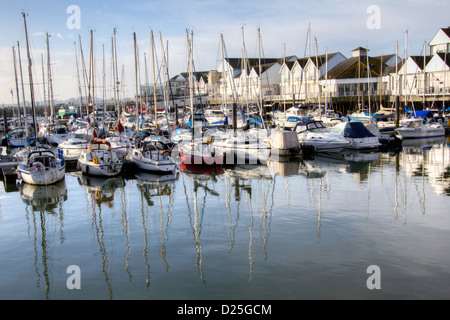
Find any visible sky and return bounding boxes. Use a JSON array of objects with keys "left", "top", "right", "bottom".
[{"left": 1, "top": 0, "right": 450, "bottom": 106}]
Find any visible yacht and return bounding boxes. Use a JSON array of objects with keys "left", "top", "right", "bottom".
[
  {"left": 396, "top": 118, "right": 445, "bottom": 139},
  {"left": 16, "top": 147, "right": 66, "bottom": 185},
  {"left": 127, "top": 139, "right": 176, "bottom": 174},
  {"left": 331, "top": 121, "right": 381, "bottom": 150},
  {"left": 294, "top": 120, "right": 350, "bottom": 152},
  {"left": 78, "top": 138, "right": 123, "bottom": 177}
]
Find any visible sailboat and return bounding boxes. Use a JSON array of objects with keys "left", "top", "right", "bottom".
[
  {"left": 78, "top": 30, "right": 123, "bottom": 177},
  {"left": 178, "top": 30, "right": 224, "bottom": 166},
  {"left": 15, "top": 12, "right": 65, "bottom": 185},
  {"left": 78, "top": 133, "right": 123, "bottom": 176},
  {"left": 127, "top": 31, "right": 176, "bottom": 173},
  {"left": 16, "top": 147, "right": 66, "bottom": 185}
]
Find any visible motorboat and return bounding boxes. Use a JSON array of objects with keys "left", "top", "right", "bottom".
[
  {"left": 331, "top": 121, "right": 381, "bottom": 150},
  {"left": 16, "top": 147, "right": 66, "bottom": 185},
  {"left": 396, "top": 118, "right": 445, "bottom": 139},
  {"left": 294, "top": 120, "right": 350, "bottom": 152},
  {"left": 274, "top": 106, "right": 308, "bottom": 129}
]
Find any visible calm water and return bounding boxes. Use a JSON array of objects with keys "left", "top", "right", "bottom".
[{"left": 1, "top": 136, "right": 449, "bottom": 300}]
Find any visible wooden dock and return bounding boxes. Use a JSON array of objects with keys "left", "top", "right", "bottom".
[{"left": 0, "top": 155, "right": 18, "bottom": 185}]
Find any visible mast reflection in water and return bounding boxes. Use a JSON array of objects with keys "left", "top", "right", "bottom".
[{"left": 0, "top": 137, "right": 449, "bottom": 299}]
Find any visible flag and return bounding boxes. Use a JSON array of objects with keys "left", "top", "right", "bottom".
[{"left": 10, "top": 89, "right": 13, "bottom": 97}]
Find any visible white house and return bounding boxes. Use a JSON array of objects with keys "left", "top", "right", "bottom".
[{"left": 429, "top": 27, "right": 450, "bottom": 55}]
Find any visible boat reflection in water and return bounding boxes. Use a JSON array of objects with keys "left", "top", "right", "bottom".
[
  {"left": 19, "top": 179, "right": 68, "bottom": 213},
  {"left": 136, "top": 171, "right": 178, "bottom": 282},
  {"left": 18, "top": 179, "right": 68, "bottom": 300},
  {"left": 77, "top": 174, "right": 125, "bottom": 208},
  {"left": 3, "top": 135, "right": 450, "bottom": 300},
  {"left": 77, "top": 174, "right": 126, "bottom": 299}
]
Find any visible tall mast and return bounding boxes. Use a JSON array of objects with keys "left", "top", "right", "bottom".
[
  {"left": 79, "top": 35, "right": 89, "bottom": 110},
  {"left": 22, "top": 12, "right": 38, "bottom": 139},
  {"left": 160, "top": 32, "right": 170, "bottom": 131},
  {"left": 188, "top": 30, "right": 194, "bottom": 115},
  {"left": 113, "top": 28, "right": 121, "bottom": 118},
  {"left": 257, "top": 27, "right": 265, "bottom": 128},
  {"left": 74, "top": 41, "right": 84, "bottom": 117},
  {"left": 220, "top": 33, "right": 226, "bottom": 111},
  {"left": 151, "top": 30, "right": 158, "bottom": 128},
  {"left": 395, "top": 41, "right": 399, "bottom": 126},
  {"left": 423, "top": 40, "right": 426, "bottom": 108},
  {"left": 404, "top": 30, "right": 408, "bottom": 111},
  {"left": 41, "top": 54, "right": 47, "bottom": 119},
  {"left": 46, "top": 32, "right": 54, "bottom": 121},
  {"left": 366, "top": 44, "right": 371, "bottom": 122},
  {"left": 133, "top": 32, "right": 139, "bottom": 136},
  {"left": 17, "top": 41, "right": 28, "bottom": 132},
  {"left": 102, "top": 44, "right": 106, "bottom": 120},
  {"left": 314, "top": 37, "right": 320, "bottom": 112},
  {"left": 241, "top": 25, "right": 249, "bottom": 113},
  {"left": 12, "top": 46, "right": 22, "bottom": 127},
  {"left": 325, "top": 47, "right": 328, "bottom": 114},
  {"left": 143, "top": 52, "right": 149, "bottom": 115},
  {"left": 91, "top": 30, "right": 95, "bottom": 128}
]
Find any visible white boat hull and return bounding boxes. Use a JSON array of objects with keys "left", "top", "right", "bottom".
[
  {"left": 396, "top": 125, "right": 445, "bottom": 139},
  {"left": 18, "top": 166, "right": 65, "bottom": 185},
  {"left": 78, "top": 145, "right": 123, "bottom": 177},
  {"left": 78, "top": 159, "right": 122, "bottom": 177},
  {"left": 346, "top": 136, "right": 381, "bottom": 150},
  {"left": 128, "top": 149, "right": 176, "bottom": 173}
]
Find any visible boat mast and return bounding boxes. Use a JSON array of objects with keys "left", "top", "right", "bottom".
[
  {"left": 41, "top": 54, "right": 47, "bottom": 119},
  {"left": 17, "top": 42, "right": 29, "bottom": 135},
  {"left": 220, "top": 33, "right": 226, "bottom": 113},
  {"left": 314, "top": 37, "right": 321, "bottom": 113},
  {"left": 113, "top": 28, "right": 121, "bottom": 120},
  {"left": 22, "top": 12, "right": 38, "bottom": 140},
  {"left": 12, "top": 46, "right": 22, "bottom": 127},
  {"left": 103, "top": 44, "right": 106, "bottom": 122},
  {"left": 151, "top": 30, "right": 158, "bottom": 128},
  {"left": 46, "top": 33, "right": 54, "bottom": 122},
  {"left": 395, "top": 41, "right": 400, "bottom": 126},
  {"left": 366, "top": 44, "right": 371, "bottom": 123},
  {"left": 241, "top": 25, "right": 249, "bottom": 114},
  {"left": 74, "top": 41, "right": 84, "bottom": 117},
  {"left": 423, "top": 40, "right": 426, "bottom": 108},
  {"left": 257, "top": 27, "right": 265, "bottom": 129},
  {"left": 134, "top": 32, "right": 140, "bottom": 137}
]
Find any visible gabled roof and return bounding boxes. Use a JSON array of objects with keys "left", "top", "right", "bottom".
[
  {"left": 251, "top": 61, "right": 280, "bottom": 75},
  {"left": 307, "top": 52, "right": 341, "bottom": 68},
  {"left": 442, "top": 27, "right": 450, "bottom": 38},
  {"left": 409, "top": 55, "right": 433, "bottom": 69},
  {"left": 436, "top": 52, "right": 450, "bottom": 66},
  {"left": 325, "top": 56, "right": 387, "bottom": 79},
  {"left": 224, "top": 57, "right": 279, "bottom": 71},
  {"left": 177, "top": 71, "right": 210, "bottom": 82}
]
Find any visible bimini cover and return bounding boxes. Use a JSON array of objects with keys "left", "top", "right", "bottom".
[{"left": 343, "top": 122, "right": 376, "bottom": 138}]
